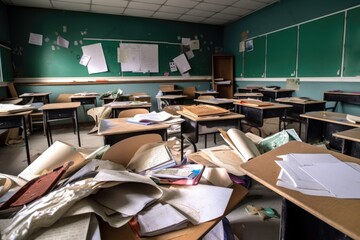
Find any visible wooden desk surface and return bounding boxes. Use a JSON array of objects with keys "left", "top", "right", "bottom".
[
  {"left": 104, "top": 101, "right": 151, "bottom": 109},
  {"left": 0, "top": 110, "right": 33, "bottom": 117},
  {"left": 234, "top": 93, "right": 263, "bottom": 97},
  {"left": 100, "top": 183, "right": 248, "bottom": 240},
  {"left": 333, "top": 128, "right": 360, "bottom": 143},
  {"left": 325, "top": 91, "right": 360, "bottom": 96},
  {"left": 161, "top": 89, "right": 183, "bottom": 93},
  {"left": 98, "top": 118, "right": 170, "bottom": 136},
  {"left": 157, "top": 95, "right": 187, "bottom": 99},
  {"left": 194, "top": 91, "right": 218, "bottom": 95},
  {"left": 259, "top": 89, "right": 295, "bottom": 93},
  {"left": 275, "top": 97, "right": 326, "bottom": 105},
  {"left": 40, "top": 102, "right": 81, "bottom": 110},
  {"left": 70, "top": 95, "right": 98, "bottom": 99},
  {"left": 234, "top": 101, "right": 292, "bottom": 110},
  {"left": 240, "top": 141, "right": 360, "bottom": 240},
  {"left": 300, "top": 111, "right": 360, "bottom": 128},
  {"left": 19, "top": 92, "right": 52, "bottom": 97},
  {"left": 177, "top": 111, "right": 244, "bottom": 122},
  {"left": 194, "top": 98, "right": 235, "bottom": 105}
]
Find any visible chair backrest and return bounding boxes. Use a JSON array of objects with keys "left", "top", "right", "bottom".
[
  {"left": 101, "top": 134, "right": 163, "bottom": 166},
  {"left": 198, "top": 95, "right": 215, "bottom": 100},
  {"left": 183, "top": 86, "right": 196, "bottom": 100},
  {"left": 118, "top": 108, "right": 149, "bottom": 118},
  {"left": 55, "top": 93, "right": 73, "bottom": 103}
]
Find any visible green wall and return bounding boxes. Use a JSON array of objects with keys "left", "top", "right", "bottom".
[
  {"left": 7, "top": 6, "right": 223, "bottom": 78},
  {"left": 0, "top": 1, "right": 13, "bottom": 86},
  {"left": 224, "top": 0, "right": 360, "bottom": 115}
]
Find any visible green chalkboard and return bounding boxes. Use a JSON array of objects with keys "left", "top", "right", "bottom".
[
  {"left": 244, "top": 36, "right": 266, "bottom": 78},
  {"left": 343, "top": 7, "right": 360, "bottom": 77},
  {"left": 8, "top": 7, "right": 222, "bottom": 78},
  {"left": 298, "top": 12, "right": 344, "bottom": 77},
  {"left": 266, "top": 27, "right": 297, "bottom": 77}
]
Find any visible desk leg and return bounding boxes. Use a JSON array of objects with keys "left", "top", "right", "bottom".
[
  {"left": 44, "top": 113, "right": 52, "bottom": 147},
  {"left": 22, "top": 115, "right": 31, "bottom": 165},
  {"left": 74, "top": 109, "right": 81, "bottom": 147}
]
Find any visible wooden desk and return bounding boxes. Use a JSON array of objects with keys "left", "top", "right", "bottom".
[
  {"left": 237, "top": 87, "right": 262, "bottom": 93},
  {"left": 275, "top": 98, "right": 326, "bottom": 138},
  {"left": 98, "top": 118, "right": 169, "bottom": 145},
  {"left": 177, "top": 111, "right": 244, "bottom": 157},
  {"left": 70, "top": 94, "right": 99, "bottom": 107},
  {"left": 233, "top": 92, "right": 263, "bottom": 100},
  {"left": 194, "top": 98, "right": 235, "bottom": 110},
  {"left": 240, "top": 141, "right": 360, "bottom": 240},
  {"left": 234, "top": 101, "right": 292, "bottom": 134},
  {"left": 19, "top": 92, "right": 51, "bottom": 104},
  {"left": 194, "top": 91, "right": 219, "bottom": 99},
  {"left": 157, "top": 95, "right": 187, "bottom": 106},
  {"left": 104, "top": 101, "right": 151, "bottom": 118},
  {"left": 102, "top": 95, "right": 132, "bottom": 105},
  {"left": 323, "top": 91, "right": 360, "bottom": 111},
  {"left": 333, "top": 128, "right": 360, "bottom": 158},
  {"left": 100, "top": 183, "right": 248, "bottom": 240},
  {"left": 40, "top": 102, "right": 81, "bottom": 147},
  {"left": 258, "top": 89, "right": 294, "bottom": 101},
  {"left": 300, "top": 111, "right": 360, "bottom": 151},
  {"left": 161, "top": 89, "right": 183, "bottom": 95},
  {"left": 0, "top": 111, "right": 32, "bottom": 165}
]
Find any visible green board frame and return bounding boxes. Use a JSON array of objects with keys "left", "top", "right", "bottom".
[
  {"left": 298, "top": 12, "right": 344, "bottom": 77},
  {"left": 266, "top": 26, "right": 298, "bottom": 78}
]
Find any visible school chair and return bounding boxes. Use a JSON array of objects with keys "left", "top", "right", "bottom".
[
  {"left": 118, "top": 108, "right": 149, "bottom": 118},
  {"left": 87, "top": 106, "right": 111, "bottom": 134},
  {"left": 198, "top": 95, "right": 215, "bottom": 100},
  {"left": 101, "top": 133, "right": 162, "bottom": 166},
  {"left": 129, "top": 92, "right": 151, "bottom": 102},
  {"left": 183, "top": 86, "right": 196, "bottom": 104}
]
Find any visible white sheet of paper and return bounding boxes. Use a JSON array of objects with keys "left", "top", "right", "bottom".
[
  {"left": 190, "top": 40, "right": 200, "bottom": 50},
  {"left": 185, "top": 50, "right": 194, "bottom": 59},
  {"left": 169, "top": 62, "right": 177, "bottom": 72},
  {"left": 82, "top": 43, "right": 108, "bottom": 74},
  {"left": 173, "top": 54, "right": 191, "bottom": 74},
  {"left": 140, "top": 44, "right": 159, "bottom": 73},
  {"left": 29, "top": 33, "right": 43, "bottom": 46},
  {"left": 57, "top": 36, "right": 69, "bottom": 48},
  {"left": 79, "top": 55, "right": 91, "bottom": 66},
  {"left": 181, "top": 38, "right": 191, "bottom": 46},
  {"left": 162, "top": 184, "right": 232, "bottom": 225},
  {"left": 119, "top": 43, "right": 141, "bottom": 72}
]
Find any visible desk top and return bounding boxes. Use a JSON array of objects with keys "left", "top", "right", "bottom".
[
  {"left": 233, "top": 93, "right": 263, "bottom": 97},
  {"left": 40, "top": 102, "right": 81, "bottom": 110},
  {"left": 178, "top": 111, "right": 244, "bottom": 122},
  {"left": 234, "top": 101, "right": 292, "bottom": 110},
  {"left": 157, "top": 95, "right": 187, "bottom": 99},
  {"left": 194, "top": 91, "right": 218, "bottom": 95},
  {"left": 100, "top": 183, "right": 248, "bottom": 240},
  {"left": 333, "top": 128, "right": 360, "bottom": 143},
  {"left": 300, "top": 111, "right": 360, "bottom": 128},
  {"left": 275, "top": 97, "right": 326, "bottom": 105},
  {"left": 161, "top": 89, "right": 183, "bottom": 93},
  {"left": 19, "top": 92, "right": 52, "bottom": 97},
  {"left": 70, "top": 94, "right": 99, "bottom": 99},
  {"left": 194, "top": 98, "right": 235, "bottom": 105},
  {"left": 0, "top": 110, "right": 33, "bottom": 117},
  {"left": 324, "top": 91, "right": 360, "bottom": 96},
  {"left": 258, "top": 88, "right": 295, "bottom": 93},
  {"left": 104, "top": 101, "right": 151, "bottom": 109},
  {"left": 98, "top": 118, "right": 169, "bottom": 136},
  {"left": 239, "top": 141, "right": 360, "bottom": 240}
]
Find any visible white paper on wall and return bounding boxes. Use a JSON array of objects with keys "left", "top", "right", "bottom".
[
  {"left": 81, "top": 43, "right": 108, "bottom": 74},
  {"left": 173, "top": 54, "right": 191, "bottom": 74}
]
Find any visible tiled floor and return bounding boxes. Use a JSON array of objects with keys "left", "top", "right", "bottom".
[{"left": 0, "top": 119, "right": 288, "bottom": 240}]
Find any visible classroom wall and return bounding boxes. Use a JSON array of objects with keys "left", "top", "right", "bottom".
[
  {"left": 0, "top": 1, "right": 13, "bottom": 86},
  {"left": 224, "top": 0, "right": 360, "bottom": 115}
]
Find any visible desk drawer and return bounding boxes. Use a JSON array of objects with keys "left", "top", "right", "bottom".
[
  {"left": 0, "top": 116, "right": 22, "bottom": 129},
  {"left": 72, "top": 98, "right": 94, "bottom": 105},
  {"left": 47, "top": 109, "right": 74, "bottom": 120},
  {"left": 198, "top": 119, "right": 240, "bottom": 134}
]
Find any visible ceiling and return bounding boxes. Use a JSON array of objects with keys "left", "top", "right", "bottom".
[{"left": 2, "top": 0, "right": 278, "bottom": 25}]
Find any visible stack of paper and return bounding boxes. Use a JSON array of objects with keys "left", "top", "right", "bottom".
[
  {"left": 276, "top": 153, "right": 360, "bottom": 198},
  {"left": 127, "top": 111, "right": 172, "bottom": 125},
  {"left": 0, "top": 104, "right": 35, "bottom": 114},
  {"left": 182, "top": 104, "right": 229, "bottom": 118}
]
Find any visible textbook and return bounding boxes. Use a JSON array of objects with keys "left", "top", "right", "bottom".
[
  {"left": 219, "top": 128, "right": 261, "bottom": 162},
  {"left": 127, "top": 111, "right": 173, "bottom": 125},
  {"left": 235, "top": 99, "right": 274, "bottom": 107},
  {"left": 146, "top": 164, "right": 205, "bottom": 185},
  {"left": 127, "top": 143, "right": 177, "bottom": 173},
  {"left": 181, "top": 104, "right": 229, "bottom": 118}
]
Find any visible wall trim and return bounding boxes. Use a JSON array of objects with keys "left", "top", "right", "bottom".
[
  {"left": 14, "top": 75, "right": 212, "bottom": 85},
  {"left": 236, "top": 77, "right": 360, "bottom": 82}
]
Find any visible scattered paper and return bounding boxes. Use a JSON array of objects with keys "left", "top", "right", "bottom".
[
  {"left": 173, "top": 54, "right": 191, "bottom": 74},
  {"left": 81, "top": 43, "right": 108, "bottom": 74},
  {"left": 29, "top": 33, "right": 43, "bottom": 46},
  {"left": 169, "top": 62, "right": 177, "bottom": 72},
  {"left": 239, "top": 41, "right": 245, "bottom": 52},
  {"left": 57, "top": 36, "right": 69, "bottom": 48},
  {"left": 185, "top": 50, "right": 194, "bottom": 59},
  {"left": 79, "top": 55, "right": 91, "bottom": 66},
  {"left": 190, "top": 40, "right": 200, "bottom": 50},
  {"left": 181, "top": 37, "right": 191, "bottom": 46}
]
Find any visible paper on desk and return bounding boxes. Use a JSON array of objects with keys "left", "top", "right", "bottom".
[{"left": 161, "top": 184, "right": 233, "bottom": 225}]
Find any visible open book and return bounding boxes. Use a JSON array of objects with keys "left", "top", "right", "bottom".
[
  {"left": 181, "top": 105, "right": 229, "bottom": 118},
  {"left": 127, "top": 143, "right": 177, "bottom": 173},
  {"left": 127, "top": 111, "right": 173, "bottom": 125},
  {"left": 219, "top": 128, "right": 261, "bottom": 162},
  {"left": 0, "top": 104, "right": 36, "bottom": 114},
  {"left": 235, "top": 99, "right": 274, "bottom": 107}
]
